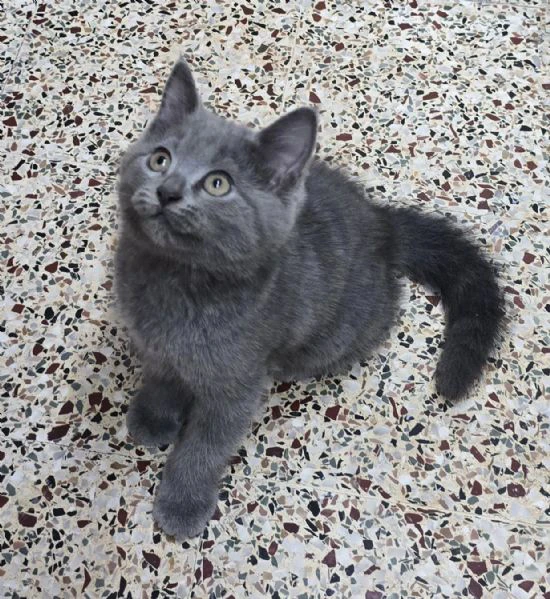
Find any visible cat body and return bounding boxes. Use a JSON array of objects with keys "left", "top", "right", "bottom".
[
  {"left": 116, "top": 61, "right": 503, "bottom": 539},
  {"left": 117, "top": 161, "right": 398, "bottom": 387}
]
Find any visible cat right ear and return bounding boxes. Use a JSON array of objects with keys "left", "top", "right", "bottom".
[
  {"left": 153, "top": 59, "right": 199, "bottom": 127},
  {"left": 257, "top": 107, "right": 318, "bottom": 188}
]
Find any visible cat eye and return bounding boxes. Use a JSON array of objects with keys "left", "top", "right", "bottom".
[
  {"left": 148, "top": 148, "right": 172, "bottom": 173},
  {"left": 202, "top": 171, "right": 232, "bottom": 197}
]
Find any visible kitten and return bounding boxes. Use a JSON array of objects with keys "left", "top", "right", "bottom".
[{"left": 115, "top": 60, "right": 503, "bottom": 540}]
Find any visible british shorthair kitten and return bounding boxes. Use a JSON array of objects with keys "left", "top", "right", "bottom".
[{"left": 115, "top": 60, "right": 503, "bottom": 539}]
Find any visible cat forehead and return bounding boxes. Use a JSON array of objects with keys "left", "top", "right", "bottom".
[
  {"left": 144, "top": 109, "right": 253, "bottom": 157},
  {"left": 146, "top": 109, "right": 249, "bottom": 144}
]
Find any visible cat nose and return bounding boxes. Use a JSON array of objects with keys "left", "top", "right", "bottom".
[{"left": 157, "top": 178, "right": 183, "bottom": 207}]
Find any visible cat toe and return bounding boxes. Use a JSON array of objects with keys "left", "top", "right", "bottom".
[{"left": 153, "top": 494, "right": 215, "bottom": 540}]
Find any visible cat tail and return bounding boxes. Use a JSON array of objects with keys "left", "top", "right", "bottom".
[{"left": 390, "top": 207, "right": 504, "bottom": 400}]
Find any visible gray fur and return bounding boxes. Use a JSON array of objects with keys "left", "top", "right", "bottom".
[{"left": 115, "top": 60, "right": 503, "bottom": 539}]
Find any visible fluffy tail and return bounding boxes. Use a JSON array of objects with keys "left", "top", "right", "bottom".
[{"left": 390, "top": 207, "right": 504, "bottom": 400}]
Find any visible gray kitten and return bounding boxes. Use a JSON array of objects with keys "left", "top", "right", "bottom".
[{"left": 115, "top": 60, "right": 503, "bottom": 540}]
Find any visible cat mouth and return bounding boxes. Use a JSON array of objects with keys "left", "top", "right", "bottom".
[{"left": 151, "top": 212, "right": 201, "bottom": 242}]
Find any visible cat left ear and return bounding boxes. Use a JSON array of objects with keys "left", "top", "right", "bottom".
[
  {"left": 155, "top": 59, "right": 199, "bottom": 125},
  {"left": 257, "top": 107, "right": 318, "bottom": 186}
]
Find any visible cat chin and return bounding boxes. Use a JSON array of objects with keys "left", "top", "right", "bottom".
[{"left": 142, "top": 214, "right": 200, "bottom": 245}]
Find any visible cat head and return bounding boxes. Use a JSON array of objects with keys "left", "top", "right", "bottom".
[{"left": 118, "top": 59, "right": 317, "bottom": 272}]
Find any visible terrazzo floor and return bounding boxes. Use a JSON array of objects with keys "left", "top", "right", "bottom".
[{"left": 1, "top": 1, "right": 548, "bottom": 598}]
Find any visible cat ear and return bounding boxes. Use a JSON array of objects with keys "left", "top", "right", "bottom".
[
  {"left": 155, "top": 59, "right": 199, "bottom": 125},
  {"left": 257, "top": 107, "right": 318, "bottom": 186}
]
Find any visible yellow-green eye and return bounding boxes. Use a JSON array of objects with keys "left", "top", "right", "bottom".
[
  {"left": 203, "top": 171, "right": 232, "bottom": 197},
  {"left": 148, "top": 148, "right": 171, "bottom": 172}
]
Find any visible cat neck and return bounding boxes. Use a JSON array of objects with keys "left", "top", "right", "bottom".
[{"left": 119, "top": 227, "right": 278, "bottom": 288}]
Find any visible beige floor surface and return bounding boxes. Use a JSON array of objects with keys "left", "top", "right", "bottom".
[{"left": 1, "top": 1, "right": 548, "bottom": 598}]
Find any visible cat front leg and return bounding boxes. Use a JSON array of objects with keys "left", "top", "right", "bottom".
[{"left": 152, "top": 373, "right": 266, "bottom": 540}]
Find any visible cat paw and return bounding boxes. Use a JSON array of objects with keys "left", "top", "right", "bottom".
[
  {"left": 152, "top": 493, "right": 216, "bottom": 540},
  {"left": 126, "top": 400, "right": 182, "bottom": 447}
]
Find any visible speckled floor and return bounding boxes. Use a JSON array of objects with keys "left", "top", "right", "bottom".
[{"left": 1, "top": 1, "right": 548, "bottom": 597}]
